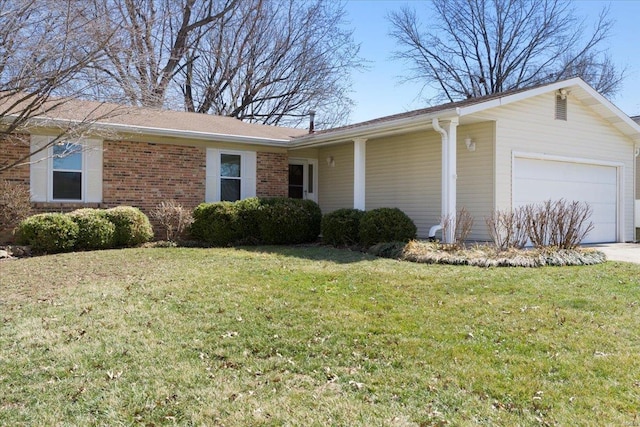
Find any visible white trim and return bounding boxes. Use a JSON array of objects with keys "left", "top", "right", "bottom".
[
  {"left": 511, "top": 151, "right": 624, "bottom": 243},
  {"left": 353, "top": 138, "right": 367, "bottom": 210},
  {"left": 205, "top": 148, "right": 257, "bottom": 202}
]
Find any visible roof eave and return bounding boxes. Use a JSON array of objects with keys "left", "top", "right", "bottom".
[
  {"left": 290, "top": 107, "right": 459, "bottom": 148},
  {"left": 8, "top": 115, "right": 294, "bottom": 146}
]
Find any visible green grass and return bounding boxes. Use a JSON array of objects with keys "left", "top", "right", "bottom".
[{"left": 1, "top": 246, "right": 639, "bottom": 426}]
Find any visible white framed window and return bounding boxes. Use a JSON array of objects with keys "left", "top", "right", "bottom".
[
  {"left": 51, "top": 142, "right": 83, "bottom": 201},
  {"left": 220, "top": 153, "right": 242, "bottom": 201},
  {"left": 30, "top": 135, "right": 103, "bottom": 203},
  {"left": 206, "top": 148, "right": 256, "bottom": 202}
]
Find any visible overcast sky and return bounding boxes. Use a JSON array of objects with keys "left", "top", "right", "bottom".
[{"left": 344, "top": 0, "right": 640, "bottom": 124}]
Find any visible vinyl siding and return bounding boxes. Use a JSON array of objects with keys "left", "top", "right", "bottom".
[
  {"left": 489, "top": 92, "right": 635, "bottom": 241},
  {"left": 456, "top": 122, "right": 495, "bottom": 240},
  {"left": 318, "top": 143, "right": 354, "bottom": 213},
  {"left": 365, "top": 131, "right": 441, "bottom": 238}
]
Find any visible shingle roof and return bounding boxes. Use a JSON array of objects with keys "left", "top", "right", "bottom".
[{"left": 1, "top": 95, "right": 307, "bottom": 141}]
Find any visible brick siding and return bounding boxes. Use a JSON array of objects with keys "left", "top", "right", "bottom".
[
  {"left": 102, "top": 140, "right": 207, "bottom": 212},
  {"left": 256, "top": 151, "right": 289, "bottom": 198},
  {"left": 0, "top": 135, "right": 30, "bottom": 188}
]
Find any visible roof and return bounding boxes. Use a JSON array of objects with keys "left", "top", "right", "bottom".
[
  {"left": 291, "top": 77, "right": 640, "bottom": 147},
  {"left": 1, "top": 95, "right": 307, "bottom": 145}
]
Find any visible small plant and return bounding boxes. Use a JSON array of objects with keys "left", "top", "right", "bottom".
[
  {"left": 359, "top": 207, "right": 417, "bottom": 247},
  {"left": 321, "top": 208, "right": 364, "bottom": 246},
  {"left": 0, "top": 179, "right": 31, "bottom": 239},
  {"left": 524, "top": 199, "right": 594, "bottom": 249},
  {"left": 17, "top": 213, "right": 79, "bottom": 253},
  {"left": 103, "top": 206, "right": 154, "bottom": 247},
  {"left": 441, "top": 207, "right": 474, "bottom": 248},
  {"left": 68, "top": 209, "right": 116, "bottom": 250},
  {"left": 150, "top": 200, "right": 193, "bottom": 242},
  {"left": 486, "top": 208, "right": 529, "bottom": 251}
]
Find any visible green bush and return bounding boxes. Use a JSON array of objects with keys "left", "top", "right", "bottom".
[
  {"left": 321, "top": 208, "right": 364, "bottom": 246},
  {"left": 359, "top": 207, "right": 417, "bottom": 247},
  {"left": 257, "top": 197, "right": 321, "bottom": 245},
  {"left": 17, "top": 213, "right": 79, "bottom": 253},
  {"left": 103, "top": 206, "right": 154, "bottom": 247},
  {"left": 68, "top": 209, "right": 116, "bottom": 250},
  {"left": 190, "top": 202, "right": 243, "bottom": 246},
  {"left": 190, "top": 198, "right": 321, "bottom": 246}
]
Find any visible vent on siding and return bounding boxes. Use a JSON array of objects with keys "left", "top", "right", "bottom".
[{"left": 555, "top": 92, "right": 567, "bottom": 120}]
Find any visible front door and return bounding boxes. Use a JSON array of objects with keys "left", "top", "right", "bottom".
[{"left": 288, "top": 158, "right": 317, "bottom": 202}]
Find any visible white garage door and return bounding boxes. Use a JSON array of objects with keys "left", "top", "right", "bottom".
[{"left": 513, "top": 157, "right": 618, "bottom": 243}]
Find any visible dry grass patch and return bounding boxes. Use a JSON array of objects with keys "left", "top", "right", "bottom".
[{"left": 370, "top": 240, "right": 606, "bottom": 267}]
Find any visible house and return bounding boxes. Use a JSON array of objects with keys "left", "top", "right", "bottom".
[
  {"left": 633, "top": 115, "right": 640, "bottom": 240},
  {"left": 1, "top": 77, "right": 639, "bottom": 243}
]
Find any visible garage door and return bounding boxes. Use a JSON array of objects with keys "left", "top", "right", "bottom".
[{"left": 513, "top": 157, "right": 617, "bottom": 243}]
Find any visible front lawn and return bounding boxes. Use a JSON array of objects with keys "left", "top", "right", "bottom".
[{"left": 1, "top": 246, "right": 639, "bottom": 425}]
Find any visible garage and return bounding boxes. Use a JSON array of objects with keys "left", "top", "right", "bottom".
[{"left": 513, "top": 156, "right": 618, "bottom": 243}]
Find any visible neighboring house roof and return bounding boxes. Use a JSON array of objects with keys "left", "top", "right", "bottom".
[
  {"left": 632, "top": 115, "right": 640, "bottom": 125},
  {"left": 1, "top": 95, "right": 307, "bottom": 145},
  {"left": 291, "top": 77, "right": 640, "bottom": 147}
]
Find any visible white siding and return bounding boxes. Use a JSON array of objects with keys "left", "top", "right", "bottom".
[
  {"left": 366, "top": 131, "right": 441, "bottom": 238},
  {"left": 489, "top": 92, "right": 635, "bottom": 242},
  {"left": 456, "top": 122, "right": 495, "bottom": 240},
  {"left": 318, "top": 143, "right": 354, "bottom": 213}
]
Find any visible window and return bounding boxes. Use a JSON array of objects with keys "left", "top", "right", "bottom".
[
  {"left": 220, "top": 153, "right": 242, "bottom": 201},
  {"left": 52, "top": 142, "right": 83, "bottom": 200}
]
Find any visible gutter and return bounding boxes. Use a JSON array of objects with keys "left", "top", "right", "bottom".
[
  {"left": 3, "top": 116, "right": 295, "bottom": 147},
  {"left": 289, "top": 107, "right": 459, "bottom": 148}
]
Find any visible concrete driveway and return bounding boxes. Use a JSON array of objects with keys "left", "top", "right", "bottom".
[{"left": 586, "top": 243, "right": 640, "bottom": 264}]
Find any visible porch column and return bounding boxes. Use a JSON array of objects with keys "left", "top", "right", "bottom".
[
  {"left": 432, "top": 118, "right": 459, "bottom": 243},
  {"left": 353, "top": 138, "right": 367, "bottom": 210}
]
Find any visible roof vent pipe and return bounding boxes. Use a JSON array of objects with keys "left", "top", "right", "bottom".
[{"left": 308, "top": 110, "right": 316, "bottom": 134}]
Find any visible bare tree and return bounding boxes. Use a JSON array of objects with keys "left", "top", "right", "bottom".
[
  {"left": 77, "top": 0, "right": 238, "bottom": 108},
  {"left": 0, "top": 0, "right": 120, "bottom": 174},
  {"left": 388, "top": 0, "right": 623, "bottom": 102},
  {"left": 180, "top": 0, "right": 360, "bottom": 127}
]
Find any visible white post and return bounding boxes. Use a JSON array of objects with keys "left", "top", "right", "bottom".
[
  {"left": 353, "top": 138, "right": 367, "bottom": 210},
  {"left": 432, "top": 118, "right": 458, "bottom": 243}
]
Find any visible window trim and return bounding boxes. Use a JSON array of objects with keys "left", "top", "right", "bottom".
[{"left": 205, "top": 148, "right": 257, "bottom": 203}]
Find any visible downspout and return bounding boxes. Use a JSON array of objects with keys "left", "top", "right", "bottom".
[{"left": 431, "top": 117, "right": 458, "bottom": 243}]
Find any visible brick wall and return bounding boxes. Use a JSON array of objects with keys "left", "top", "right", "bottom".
[
  {"left": 103, "top": 140, "right": 207, "bottom": 214},
  {"left": 0, "top": 135, "right": 30, "bottom": 187},
  {"left": 256, "top": 151, "right": 288, "bottom": 198}
]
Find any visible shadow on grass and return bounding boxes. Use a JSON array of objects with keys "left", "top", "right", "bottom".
[{"left": 233, "top": 244, "right": 377, "bottom": 264}]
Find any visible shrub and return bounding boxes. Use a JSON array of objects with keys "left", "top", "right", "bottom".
[
  {"left": 0, "top": 179, "right": 31, "bottom": 239},
  {"left": 190, "top": 202, "right": 242, "bottom": 246},
  {"left": 68, "top": 209, "right": 116, "bottom": 250},
  {"left": 103, "top": 206, "right": 154, "bottom": 247},
  {"left": 441, "top": 207, "right": 475, "bottom": 247},
  {"left": 257, "top": 198, "right": 321, "bottom": 245},
  {"left": 321, "top": 208, "right": 364, "bottom": 246},
  {"left": 485, "top": 208, "right": 528, "bottom": 251},
  {"left": 359, "top": 207, "right": 417, "bottom": 247},
  {"left": 524, "top": 199, "right": 594, "bottom": 249},
  {"left": 150, "top": 200, "right": 194, "bottom": 241},
  {"left": 234, "top": 197, "right": 262, "bottom": 244},
  {"left": 17, "top": 213, "right": 79, "bottom": 253}
]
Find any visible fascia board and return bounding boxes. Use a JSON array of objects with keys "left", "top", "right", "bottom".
[
  {"left": 6, "top": 116, "right": 292, "bottom": 146},
  {"left": 290, "top": 108, "right": 459, "bottom": 148}
]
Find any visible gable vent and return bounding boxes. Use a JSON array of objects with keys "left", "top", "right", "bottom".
[{"left": 555, "top": 91, "right": 567, "bottom": 121}]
